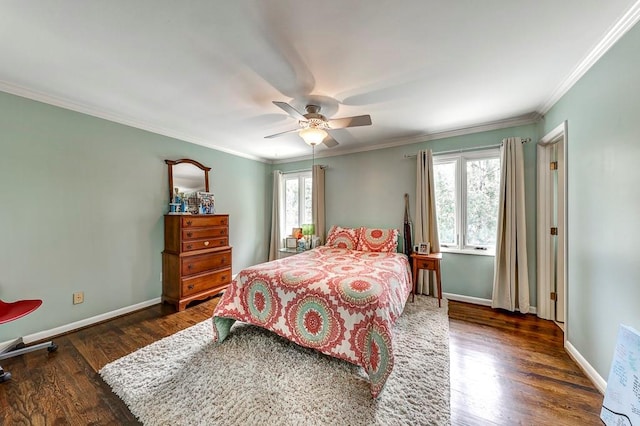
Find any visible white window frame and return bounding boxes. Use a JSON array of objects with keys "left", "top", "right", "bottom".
[
  {"left": 279, "top": 170, "right": 312, "bottom": 245},
  {"left": 433, "top": 148, "right": 500, "bottom": 256}
]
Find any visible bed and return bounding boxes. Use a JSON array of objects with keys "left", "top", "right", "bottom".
[{"left": 211, "top": 226, "right": 412, "bottom": 398}]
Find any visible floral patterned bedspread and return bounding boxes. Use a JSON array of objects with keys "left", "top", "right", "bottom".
[{"left": 211, "top": 246, "right": 412, "bottom": 398}]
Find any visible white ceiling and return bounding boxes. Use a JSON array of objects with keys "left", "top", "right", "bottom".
[{"left": 1, "top": 1, "right": 638, "bottom": 162}]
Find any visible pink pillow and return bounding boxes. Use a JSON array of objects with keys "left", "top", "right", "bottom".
[
  {"left": 356, "top": 228, "right": 399, "bottom": 253},
  {"left": 325, "top": 226, "right": 361, "bottom": 249}
]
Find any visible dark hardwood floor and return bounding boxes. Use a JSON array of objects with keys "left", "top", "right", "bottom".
[
  {"left": 0, "top": 298, "right": 604, "bottom": 425},
  {"left": 448, "top": 301, "right": 603, "bottom": 425}
]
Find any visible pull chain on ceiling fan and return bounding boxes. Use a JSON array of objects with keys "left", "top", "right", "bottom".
[{"left": 265, "top": 101, "right": 372, "bottom": 148}]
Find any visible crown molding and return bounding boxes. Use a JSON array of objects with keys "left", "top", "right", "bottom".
[
  {"left": 408, "top": 113, "right": 541, "bottom": 144},
  {"left": 0, "top": 80, "right": 269, "bottom": 163},
  {"left": 272, "top": 112, "right": 541, "bottom": 164},
  {"left": 539, "top": 0, "right": 640, "bottom": 114}
]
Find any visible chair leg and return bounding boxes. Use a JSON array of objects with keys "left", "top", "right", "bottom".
[
  {"left": 0, "top": 365, "right": 11, "bottom": 383},
  {"left": 0, "top": 340, "right": 56, "bottom": 383},
  {"left": 0, "top": 340, "right": 58, "bottom": 361}
]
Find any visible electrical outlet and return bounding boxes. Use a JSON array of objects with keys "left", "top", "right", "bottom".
[{"left": 73, "top": 292, "right": 84, "bottom": 305}]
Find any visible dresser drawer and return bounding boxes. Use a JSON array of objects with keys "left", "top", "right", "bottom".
[
  {"left": 181, "top": 268, "right": 231, "bottom": 296},
  {"left": 415, "top": 258, "right": 437, "bottom": 270},
  {"left": 182, "top": 216, "right": 228, "bottom": 228},
  {"left": 182, "top": 227, "right": 228, "bottom": 240},
  {"left": 182, "top": 251, "right": 231, "bottom": 276},
  {"left": 182, "top": 237, "right": 228, "bottom": 252}
]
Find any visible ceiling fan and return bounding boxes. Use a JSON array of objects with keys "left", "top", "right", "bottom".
[{"left": 264, "top": 101, "right": 372, "bottom": 147}]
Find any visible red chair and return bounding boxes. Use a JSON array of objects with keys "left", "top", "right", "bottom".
[{"left": 0, "top": 299, "right": 57, "bottom": 382}]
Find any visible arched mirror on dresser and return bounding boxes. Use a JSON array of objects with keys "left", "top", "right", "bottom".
[
  {"left": 165, "top": 158, "right": 210, "bottom": 205},
  {"left": 162, "top": 158, "right": 232, "bottom": 311}
]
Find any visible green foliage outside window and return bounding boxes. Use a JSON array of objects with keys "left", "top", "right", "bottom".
[{"left": 434, "top": 150, "right": 500, "bottom": 250}]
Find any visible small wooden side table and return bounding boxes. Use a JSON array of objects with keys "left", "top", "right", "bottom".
[
  {"left": 410, "top": 252, "right": 443, "bottom": 307},
  {"left": 277, "top": 248, "right": 301, "bottom": 259}
]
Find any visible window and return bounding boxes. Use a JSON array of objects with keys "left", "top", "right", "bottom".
[
  {"left": 280, "top": 171, "right": 312, "bottom": 241},
  {"left": 433, "top": 148, "right": 501, "bottom": 254}
]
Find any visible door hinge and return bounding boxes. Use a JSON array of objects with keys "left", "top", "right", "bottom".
[
  {"left": 550, "top": 227, "right": 558, "bottom": 235},
  {"left": 550, "top": 292, "right": 557, "bottom": 301},
  {"left": 550, "top": 161, "right": 558, "bottom": 170}
]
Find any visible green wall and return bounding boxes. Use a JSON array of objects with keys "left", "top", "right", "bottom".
[
  {"left": 541, "top": 21, "right": 640, "bottom": 379},
  {"left": 275, "top": 123, "right": 538, "bottom": 303},
  {"left": 0, "top": 91, "right": 270, "bottom": 341}
]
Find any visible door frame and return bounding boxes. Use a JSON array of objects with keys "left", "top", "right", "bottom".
[{"left": 536, "top": 121, "right": 568, "bottom": 337}]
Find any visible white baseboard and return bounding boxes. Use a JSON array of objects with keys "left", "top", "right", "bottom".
[
  {"left": 443, "top": 292, "right": 492, "bottom": 306},
  {"left": 1, "top": 297, "right": 161, "bottom": 349},
  {"left": 565, "top": 340, "right": 607, "bottom": 394},
  {"left": 443, "top": 292, "right": 537, "bottom": 314}
]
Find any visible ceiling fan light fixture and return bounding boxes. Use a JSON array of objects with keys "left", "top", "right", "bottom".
[
  {"left": 299, "top": 127, "right": 327, "bottom": 146},
  {"left": 267, "top": 100, "right": 371, "bottom": 148}
]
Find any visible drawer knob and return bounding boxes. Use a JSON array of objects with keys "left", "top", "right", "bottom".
[
  {"left": 186, "top": 220, "right": 192, "bottom": 226},
  {"left": 188, "top": 284, "right": 194, "bottom": 290},
  {"left": 221, "top": 275, "right": 227, "bottom": 281},
  {"left": 187, "top": 232, "right": 193, "bottom": 237},
  {"left": 186, "top": 244, "right": 192, "bottom": 249},
  {"left": 204, "top": 241, "right": 210, "bottom": 246},
  {"left": 187, "top": 264, "right": 193, "bottom": 270}
]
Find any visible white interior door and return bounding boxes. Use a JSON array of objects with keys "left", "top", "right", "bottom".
[
  {"left": 551, "top": 142, "right": 566, "bottom": 323},
  {"left": 556, "top": 139, "right": 566, "bottom": 323},
  {"left": 537, "top": 122, "right": 568, "bottom": 329}
]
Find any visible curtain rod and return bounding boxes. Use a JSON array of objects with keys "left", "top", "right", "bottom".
[
  {"left": 279, "top": 165, "right": 328, "bottom": 174},
  {"left": 403, "top": 137, "right": 531, "bottom": 159}
]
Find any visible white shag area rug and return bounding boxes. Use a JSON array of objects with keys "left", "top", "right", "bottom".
[{"left": 100, "top": 296, "right": 450, "bottom": 425}]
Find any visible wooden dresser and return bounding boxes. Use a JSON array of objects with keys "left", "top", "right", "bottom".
[{"left": 162, "top": 214, "right": 232, "bottom": 311}]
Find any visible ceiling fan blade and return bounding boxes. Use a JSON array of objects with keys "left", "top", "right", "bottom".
[
  {"left": 264, "top": 128, "right": 299, "bottom": 139},
  {"left": 272, "top": 101, "right": 306, "bottom": 120},
  {"left": 328, "top": 114, "right": 372, "bottom": 129},
  {"left": 322, "top": 134, "right": 339, "bottom": 148}
]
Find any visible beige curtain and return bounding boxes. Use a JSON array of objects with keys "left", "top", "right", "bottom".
[
  {"left": 312, "top": 165, "right": 326, "bottom": 243},
  {"left": 492, "top": 138, "right": 530, "bottom": 313},
  {"left": 268, "top": 170, "right": 283, "bottom": 261},
  {"left": 415, "top": 149, "right": 440, "bottom": 295}
]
